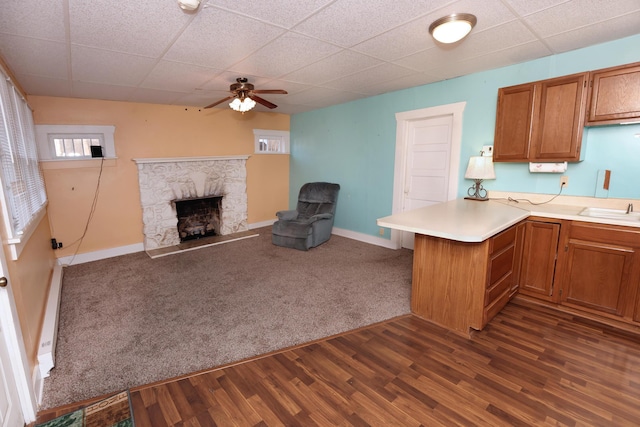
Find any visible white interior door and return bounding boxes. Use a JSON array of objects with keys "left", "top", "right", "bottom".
[
  {"left": 0, "top": 276, "right": 25, "bottom": 427},
  {"left": 401, "top": 114, "right": 454, "bottom": 249}
]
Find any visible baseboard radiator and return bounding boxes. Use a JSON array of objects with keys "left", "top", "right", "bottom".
[{"left": 37, "top": 264, "right": 63, "bottom": 379}]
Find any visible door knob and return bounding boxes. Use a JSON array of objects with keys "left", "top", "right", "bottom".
[{"left": 0, "top": 277, "right": 7, "bottom": 287}]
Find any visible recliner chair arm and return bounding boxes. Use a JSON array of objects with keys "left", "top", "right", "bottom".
[
  {"left": 276, "top": 210, "right": 299, "bottom": 220},
  {"left": 307, "top": 213, "right": 333, "bottom": 222}
]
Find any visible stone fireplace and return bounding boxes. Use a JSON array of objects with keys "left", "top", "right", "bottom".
[{"left": 133, "top": 156, "right": 249, "bottom": 250}]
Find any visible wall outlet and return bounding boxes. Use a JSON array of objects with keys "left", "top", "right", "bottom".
[
  {"left": 379, "top": 227, "right": 385, "bottom": 236},
  {"left": 560, "top": 176, "right": 569, "bottom": 187},
  {"left": 482, "top": 145, "right": 493, "bottom": 157}
]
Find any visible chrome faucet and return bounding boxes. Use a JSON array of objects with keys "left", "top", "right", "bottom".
[{"left": 627, "top": 203, "right": 634, "bottom": 214}]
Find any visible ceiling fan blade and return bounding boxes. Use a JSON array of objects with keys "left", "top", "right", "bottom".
[
  {"left": 250, "top": 94, "right": 277, "bottom": 109},
  {"left": 204, "top": 96, "right": 234, "bottom": 109},
  {"left": 252, "top": 89, "right": 288, "bottom": 94}
]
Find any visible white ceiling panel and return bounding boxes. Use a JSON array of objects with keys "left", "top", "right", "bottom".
[
  {"left": 164, "top": 6, "right": 285, "bottom": 69},
  {"left": 281, "top": 50, "right": 383, "bottom": 85},
  {"left": 0, "top": 0, "right": 66, "bottom": 42},
  {"left": 70, "top": 46, "right": 157, "bottom": 86},
  {"left": 0, "top": 35, "right": 69, "bottom": 80},
  {"left": 0, "top": 0, "right": 637, "bottom": 114},
  {"left": 140, "top": 61, "right": 220, "bottom": 92},
  {"left": 229, "top": 33, "right": 342, "bottom": 79},
  {"left": 209, "top": 0, "right": 334, "bottom": 29}
]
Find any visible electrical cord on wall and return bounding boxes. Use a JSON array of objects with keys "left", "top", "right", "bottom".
[
  {"left": 64, "top": 157, "right": 105, "bottom": 266},
  {"left": 490, "top": 182, "right": 566, "bottom": 205}
]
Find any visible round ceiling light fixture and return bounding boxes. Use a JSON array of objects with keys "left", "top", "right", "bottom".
[
  {"left": 178, "top": 0, "right": 200, "bottom": 11},
  {"left": 429, "top": 13, "right": 477, "bottom": 44}
]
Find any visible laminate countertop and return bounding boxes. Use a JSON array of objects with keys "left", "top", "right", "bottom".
[{"left": 377, "top": 198, "right": 640, "bottom": 243}]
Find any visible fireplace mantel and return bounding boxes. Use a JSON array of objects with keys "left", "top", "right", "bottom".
[
  {"left": 134, "top": 156, "right": 249, "bottom": 250},
  {"left": 133, "top": 155, "right": 250, "bottom": 164}
]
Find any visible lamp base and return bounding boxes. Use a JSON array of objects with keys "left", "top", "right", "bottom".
[{"left": 465, "top": 179, "right": 489, "bottom": 201}]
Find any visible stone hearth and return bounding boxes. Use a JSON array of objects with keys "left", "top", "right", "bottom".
[{"left": 133, "top": 156, "right": 249, "bottom": 250}]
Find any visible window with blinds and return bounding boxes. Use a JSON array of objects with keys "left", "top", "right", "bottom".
[{"left": 0, "top": 69, "right": 47, "bottom": 242}]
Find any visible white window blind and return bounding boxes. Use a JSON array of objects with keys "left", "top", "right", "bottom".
[{"left": 0, "top": 70, "right": 47, "bottom": 240}]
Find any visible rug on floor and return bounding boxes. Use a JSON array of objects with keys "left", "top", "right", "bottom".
[{"left": 36, "top": 391, "right": 133, "bottom": 427}]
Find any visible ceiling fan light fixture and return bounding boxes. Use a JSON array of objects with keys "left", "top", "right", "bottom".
[
  {"left": 429, "top": 13, "right": 477, "bottom": 44},
  {"left": 229, "top": 97, "right": 256, "bottom": 113}
]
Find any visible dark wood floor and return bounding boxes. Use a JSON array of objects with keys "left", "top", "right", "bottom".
[{"left": 36, "top": 299, "right": 640, "bottom": 426}]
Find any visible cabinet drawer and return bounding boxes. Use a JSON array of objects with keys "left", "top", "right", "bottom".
[
  {"left": 486, "top": 271, "right": 512, "bottom": 306},
  {"left": 489, "top": 245, "right": 515, "bottom": 286},
  {"left": 490, "top": 226, "right": 516, "bottom": 254}
]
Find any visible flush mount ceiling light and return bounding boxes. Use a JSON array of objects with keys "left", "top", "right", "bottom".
[
  {"left": 429, "top": 13, "right": 477, "bottom": 44},
  {"left": 178, "top": 0, "right": 200, "bottom": 11}
]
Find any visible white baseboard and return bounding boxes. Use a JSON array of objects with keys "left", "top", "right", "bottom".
[
  {"left": 249, "top": 219, "right": 276, "bottom": 229},
  {"left": 332, "top": 227, "right": 400, "bottom": 249},
  {"left": 57, "top": 243, "right": 144, "bottom": 266},
  {"left": 35, "top": 264, "right": 64, "bottom": 403}
]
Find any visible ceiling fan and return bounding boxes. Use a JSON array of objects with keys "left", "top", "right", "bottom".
[{"left": 204, "top": 77, "right": 288, "bottom": 112}]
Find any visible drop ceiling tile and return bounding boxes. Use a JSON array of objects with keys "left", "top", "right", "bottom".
[
  {"left": 356, "top": 72, "right": 442, "bottom": 96},
  {"left": 71, "top": 45, "right": 157, "bottom": 86},
  {"left": 140, "top": 61, "right": 221, "bottom": 92},
  {"left": 523, "top": 0, "right": 640, "bottom": 37},
  {"left": 208, "top": 0, "right": 334, "bottom": 28},
  {"left": 543, "top": 11, "right": 640, "bottom": 53},
  {"left": 71, "top": 81, "right": 137, "bottom": 101},
  {"left": 281, "top": 50, "right": 383, "bottom": 85},
  {"left": 283, "top": 86, "right": 366, "bottom": 106},
  {"left": 127, "top": 87, "right": 186, "bottom": 105},
  {"left": 0, "top": 0, "right": 66, "bottom": 41},
  {"left": 502, "top": 0, "right": 573, "bottom": 16},
  {"left": 68, "top": 0, "right": 193, "bottom": 57},
  {"left": 164, "top": 7, "right": 286, "bottom": 69},
  {"left": 229, "top": 33, "right": 342, "bottom": 78},
  {"left": 292, "top": 0, "right": 448, "bottom": 47},
  {"left": 19, "top": 74, "right": 72, "bottom": 98},
  {"left": 0, "top": 35, "right": 69, "bottom": 80},
  {"left": 322, "top": 63, "right": 416, "bottom": 93}
]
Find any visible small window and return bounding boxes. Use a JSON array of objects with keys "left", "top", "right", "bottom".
[
  {"left": 35, "top": 125, "right": 116, "bottom": 161},
  {"left": 253, "top": 129, "right": 289, "bottom": 154},
  {"left": 50, "top": 134, "right": 103, "bottom": 158}
]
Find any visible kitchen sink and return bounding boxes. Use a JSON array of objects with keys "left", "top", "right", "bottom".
[{"left": 578, "top": 207, "right": 640, "bottom": 222}]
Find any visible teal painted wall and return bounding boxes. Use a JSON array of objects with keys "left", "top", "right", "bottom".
[{"left": 290, "top": 34, "right": 640, "bottom": 238}]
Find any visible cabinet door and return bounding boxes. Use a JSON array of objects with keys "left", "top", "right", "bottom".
[
  {"left": 561, "top": 240, "right": 633, "bottom": 316},
  {"left": 531, "top": 73, "right": 588, "bottom": 161},
  {"left": 586, "top": 62, "right": 640, "bottom": 125},
  {"left": 493, "top": 83, "right": 536, "bottom": 162},
  {"left": 519, "top": 220, "right": 561, "bottom": 301},
  {"left": 510, "top": 221, "right": 526, "bottom": 298}
]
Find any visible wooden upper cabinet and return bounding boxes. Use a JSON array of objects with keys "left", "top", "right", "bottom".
[
  {"left": 586, "top": 62, "right": 640, "bottom": 125},
  {"left": 493, "top": 73, "right": 588, "bottom": 162},
  {"left": 493, "top": 83, "right": 535, "bottom": 161}
]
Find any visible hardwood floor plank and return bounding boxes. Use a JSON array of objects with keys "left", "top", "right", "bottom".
[{"left": 38, "top": 300, "right": 640, "bottom": 427}]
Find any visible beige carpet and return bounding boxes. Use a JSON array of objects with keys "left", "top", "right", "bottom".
[{"left": 41, "top": 227, "right": 413, "bottom": 409}]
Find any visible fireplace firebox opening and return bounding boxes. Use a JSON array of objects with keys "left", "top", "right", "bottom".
[{"left": 175, "top": 196, "right": 223, "bottom": 242}]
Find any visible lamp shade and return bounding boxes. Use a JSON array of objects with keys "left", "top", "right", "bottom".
[
  {"left": 464, "top": 156, "right": 495, "bottom": 180},
  {"left": 429, "top": 13, "right": 477, "bottom": 44}
]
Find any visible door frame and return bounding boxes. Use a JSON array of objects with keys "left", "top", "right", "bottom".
[
  {"left": 0, "top": 249, "right": 37, "bottom": 423},
  {"left": 391, "top": 102, "right": 466, "bottom": 249}
]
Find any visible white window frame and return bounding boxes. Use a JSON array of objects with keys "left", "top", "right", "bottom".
[
  {"left": 0, "top": 70, "right": 48, "bottom": 260},
  {"left": 253, "top": 129, "right": 290, "bottom": 154},
  {"left": 35, "top": 124, "right": 116, "bottom": 161}
]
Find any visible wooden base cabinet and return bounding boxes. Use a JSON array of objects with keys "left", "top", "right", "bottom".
[
  {"left": 411, "top": 222, "right": 523, "bottom": 336},
  {"left": 559, "top": 222, "right": 640, "bottom": 320},
  {"left": 518, "top": 219, "right": 640, "bottom": 328},
  {"left": 518, "top": 219, "right": 562, "bottom": 302}
]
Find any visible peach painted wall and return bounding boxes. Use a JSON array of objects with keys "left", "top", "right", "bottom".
[
  {"left": 0, "top": 213, "right": 56, "bottom": 366},
  {"left": 29, "top": 96, "right": 290, "bottom": 258}
]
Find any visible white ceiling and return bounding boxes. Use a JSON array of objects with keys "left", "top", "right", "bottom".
[{"left": 1, "top": 0, "right": 639, "bottom": 115}]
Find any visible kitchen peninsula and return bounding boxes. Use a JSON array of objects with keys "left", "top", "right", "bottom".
[
  {"left": 378, "top": 199, "right": 528, "bottom": 337},
  {"left": 378, "top": 197, "right": 640, "bottom": 337}
]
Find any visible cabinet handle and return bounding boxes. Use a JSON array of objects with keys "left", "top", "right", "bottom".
[{"left": 0, "top": 277, "right": 7, "bottom": 287}]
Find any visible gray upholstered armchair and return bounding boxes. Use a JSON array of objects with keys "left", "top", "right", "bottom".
[{"left": 272, "top": 182, "right": 340, "bottom": 250}]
